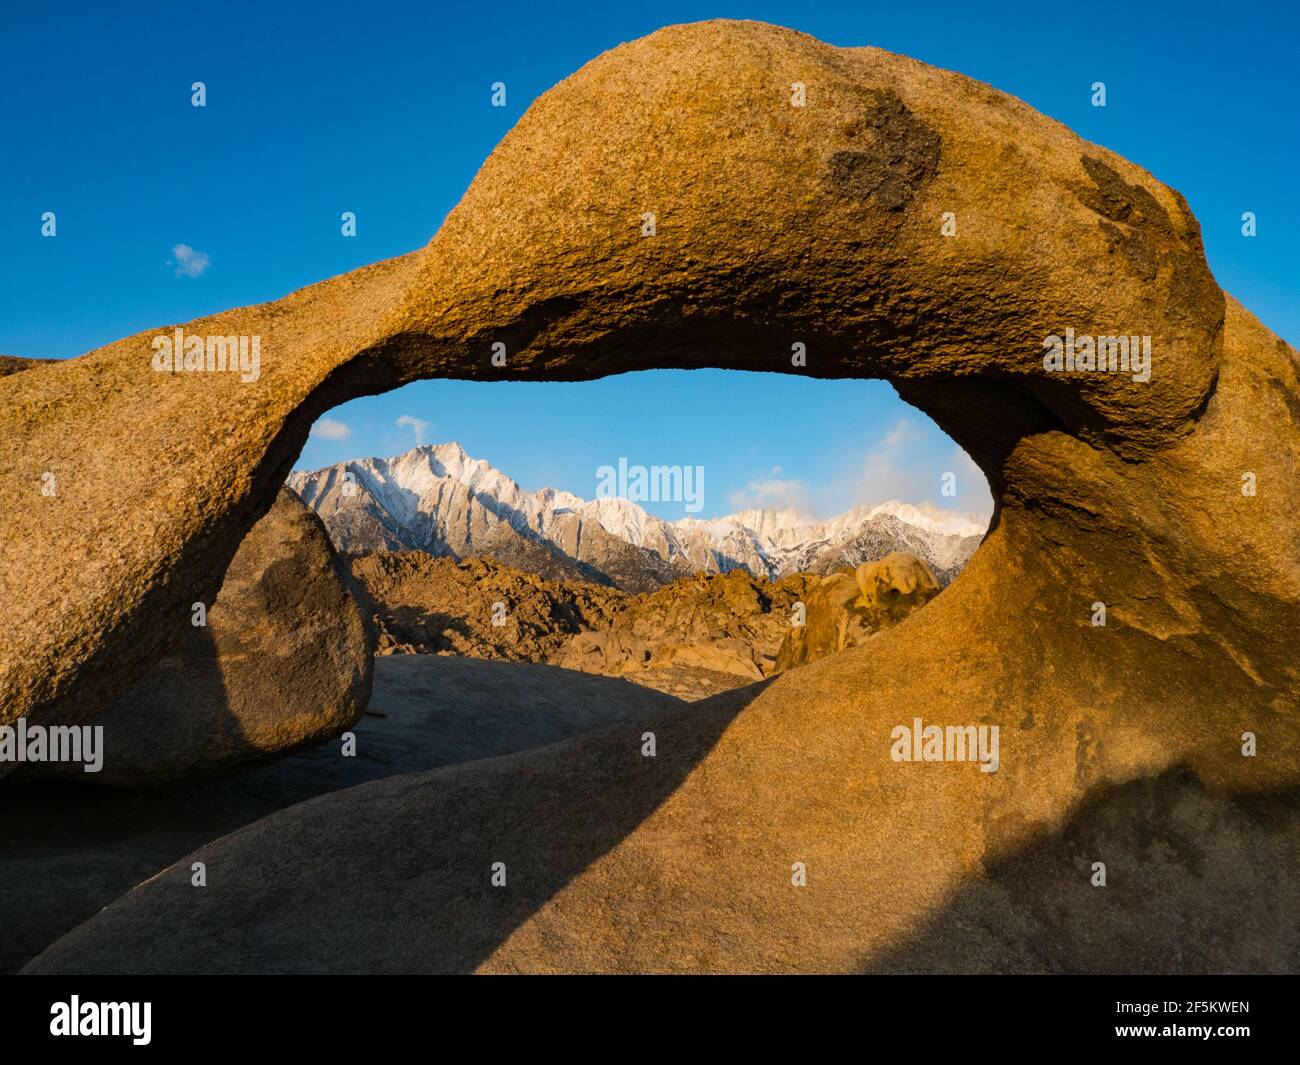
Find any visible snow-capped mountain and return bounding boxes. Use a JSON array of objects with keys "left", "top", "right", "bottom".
[{"left": 287, "top": 443, "right": 989, "bottom": 592}]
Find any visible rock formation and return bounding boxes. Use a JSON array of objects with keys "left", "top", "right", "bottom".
[
  {"left": 27, "top": 489, "right": 373, "bottom": 786},
  {"left": 353, "top": 551, "right": 815, "bottom": 700},
  {"left": 775, "top": 552, "right": 941, "bottom": 671},
  {"left": 4, "top": 21, "right": 1297, "bottom": 972},
  {"left": 558, "top": 568, "right": 814, "bottom": 698},
  {"left": 774, "top": 573, "right": 868, "bottom": 671},
  {"left": 351, "top": 551, "right": 627, "bottom": 660},
  {"left": 852, "top": 552, "right": 941, "bottom": 625}
]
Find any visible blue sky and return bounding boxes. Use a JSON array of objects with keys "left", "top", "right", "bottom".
[{"left": 3, "top": 1, "right": 1294, "bottom": 519}]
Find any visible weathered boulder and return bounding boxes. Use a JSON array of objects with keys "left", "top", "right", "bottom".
[
  {"left": 773, "top": 572, "right": 867, "bottom": 671},
  {"left": 775, "top": 574, "right": 867, "bottom": 671},
  {"left": 853, "top": 552, "right": 941, "bottom": 622},
  {"left": 557, "top": 569, "right": 813, "bottom": 688},
  {"left": 29, "top": 489, "right": 373, "bottom": 786},
  {"left": 775, "top": 553, "right": 940, "bottom": 671},
  {"left": 3, "top": 21, "right": 1297, "bottom": 972}
]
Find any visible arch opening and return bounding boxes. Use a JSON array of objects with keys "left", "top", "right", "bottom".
[{"left": 288, "top": 370, "right": 994, "bottom": 700}]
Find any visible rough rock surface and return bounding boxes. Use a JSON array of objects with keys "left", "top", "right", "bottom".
[
  {"left": 2, "top": 655, "right": 682, "bottom": 973},
  {"left": 30, "top": 489, "right": 373, "bottom": 786},
  {"left": 558, "top": 568, "right": 814, "bottom": 694},
  {"left": 775, "top": 552, "right": 940, "bottom": 671},
  {"left": 24, "top": 695, "right": 1300, "bottom": 975},
  {"left": 355, "top": 551, "right": 814, "bottom": 699},
  {"left": 0, "top": 356, "right": 56, "bottom": 378},
  {"left": 351, "top": 552, "right": 626, "bottom": 660},
  {"left": 4, "top": 21, "right": 1298, "bottom": 972}
]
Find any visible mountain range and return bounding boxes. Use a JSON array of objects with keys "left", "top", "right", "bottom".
[{"left": 287, "top": 443, "right": 989, "bottom": 593}]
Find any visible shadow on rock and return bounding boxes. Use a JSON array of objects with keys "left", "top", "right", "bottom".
[
  {"left": 10, "top": 657, "right": 727, "bottom": 974},
  {"left": 861, "top": 767, "right": 1300, "bottom": 974}
]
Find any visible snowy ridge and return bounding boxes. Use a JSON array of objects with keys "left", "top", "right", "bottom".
[{"left": 289, "top": 443, "right": 991, "bottom": 588}]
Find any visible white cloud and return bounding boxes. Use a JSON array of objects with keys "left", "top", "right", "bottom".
[
  {"left": 851, "top": 420, "right": 993, "bottom": 514},
  {"left": 395, "top": 414, "right": 431, "bottom": 444},
  {"left": 310, "top": 417, "right": 351, "bottom": 441},
  {"left": 728, "top": 467, "right": 813, "bottom": 514},
  {"left": 170, "top": 243, "right": 210, "bottom": 278},
  {"left": 858, "top": 418, "right": 925, "bottom": 503}
]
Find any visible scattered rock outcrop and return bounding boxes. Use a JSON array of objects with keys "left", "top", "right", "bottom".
[
  {"left": 558, "top": 569, "right": 814, "bottom": 697},
  {"left": 775, "top": 552, "right": 940, "bottom": 671},
  {"left": 353, "top": 551, "right": 824, "bottom": 700},
  {"left": 349, "top": 552, "right": 627, "bottom": 659},
  {"left": 3, "top": 20, "right": 1297, "bottom": 973},
  {"left": 29, "top": 489, "right": 373, "bottom": 786}
]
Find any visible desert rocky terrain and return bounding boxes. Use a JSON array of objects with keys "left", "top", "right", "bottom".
[{"left": 350, "top": 549, "right": 942, "bottom": 699}]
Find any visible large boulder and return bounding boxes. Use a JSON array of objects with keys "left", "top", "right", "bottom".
[
  {"left": 2, "top": 22, "right": 1297, "bottom": 971},
  {"left": 852, "top": 552, "right": 941, "bottom": 624},
  {"left": 772, "top": 573, "right": 869, "bottom": 671},
  {"left": 775, "top": 553, "right": 941, "bottom": 671},
  {"left": 29, "top": 489, "right": 374, "bottom": 786}
]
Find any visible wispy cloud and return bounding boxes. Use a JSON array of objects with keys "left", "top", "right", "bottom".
[
  {"left": 728, "top": 466, "right": 813, "bottom": 514},
  {"left": 310, "top": 416, "right": 351, "bottom": 441},
  {"left": 858, "top": 418, "right": 925, "bottom": 503},
  {"left": 851, "top": 419, "right": 993, "bottom": 514},
  {"left": 170, "top": 243, "right": 210, "bottom": 278},
  {"left": 395, "top": 414, "right": 431, "bottom": 444},
  {"left": 947, "top": 444, "right": 994, "bottom": 515}
]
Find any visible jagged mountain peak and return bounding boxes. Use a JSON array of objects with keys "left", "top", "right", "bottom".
[{"left": 289, "top": 442, "right": 989, "bottom": 590}]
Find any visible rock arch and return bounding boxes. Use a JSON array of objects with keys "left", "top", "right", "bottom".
[{"left": 5, "top": 21, "right": 1299, "bottom": 971}]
